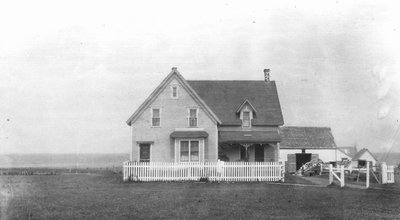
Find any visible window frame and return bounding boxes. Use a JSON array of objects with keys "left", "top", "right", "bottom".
[
  {"left": 171, "top": 85, "right": 179, "bottom": 99},
  {"left": 179, "top": 139, "right": 200, "bottom": 162},
  {"left": 187, "top": 107, "right": 198, "bottom": 127},
  {"left": 151, "top": 107, "right": 161, "bottom": 127},
  {"left": 242, "top": 110, "right": 251, "bottom": 128},
  {"left": 138, "top": 143, "right": 151, "bottom": 162}
]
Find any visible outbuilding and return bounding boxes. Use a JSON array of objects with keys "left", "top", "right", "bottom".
[{"left": 279, "top": 126, "right": 351, "bottom": 173}]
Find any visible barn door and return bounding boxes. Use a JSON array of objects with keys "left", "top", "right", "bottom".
[
  {"left": 287, "top": 154, "right": 296, "bottom": 173},
  {"left": 296, "top": 153, "right": 311, "bottom": 170}
]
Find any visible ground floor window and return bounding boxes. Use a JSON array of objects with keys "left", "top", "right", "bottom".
[
  {"left": 139, "top": 144, "right": 151, "bottom": 162},
  {"left": 180, "top": 140, "right": 199, "bottom": 162}
]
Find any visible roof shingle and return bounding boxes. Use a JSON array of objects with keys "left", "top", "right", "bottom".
[
  {"left": 187, "top": 80, "right": 284, "bottom": 126},
  {"left": 280, "top": 126, "right": 337, "bottom": 149}
]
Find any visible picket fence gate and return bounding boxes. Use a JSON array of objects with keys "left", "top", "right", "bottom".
[
  {"left": 123, "top": 161, "right": 285, "bottom": 182},
  {"left": 381, "top": 163, "right": 395, "bottom": 184}
]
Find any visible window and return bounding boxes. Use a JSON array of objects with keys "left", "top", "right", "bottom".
[
  {"left": 171, "top": 86, "right": 178, "bottom": 98},
  {"left": 139, "top": 144, "right": 151, "bottom": 162},
  {"left": 188, "top": 108, "right": 198, "bottom": 127},
  {"left": 180, "top": 140, "right": 199, "bottom": 162},
  {"left": 242, "top": 111, "right": 251, "bottom": 128},
  {"left": 151, "top": 108, "right": 161, "bottom": 127}
]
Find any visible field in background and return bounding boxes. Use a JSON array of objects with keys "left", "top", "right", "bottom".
[
  {"left": 0, "top": 154, "right": 129, "bottom": 168},
  {"left": 1, "top": 171, "right": 400, "bottom": 219}
]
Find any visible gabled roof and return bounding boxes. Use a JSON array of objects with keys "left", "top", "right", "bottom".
[
  {"left": 187, "top": 80, "right": 284, "bottom": 126},
  {"left": 280, "top": 126, "right": 337, "bottom": 149},
  {"left": 338, "top": 146, "right": 358, "bottom": 158},
  {"left": 236, "top": 99, "right": 257, "bottom": 113},
  {"left": 126, "top": 69, "right": 221, "bottom": 126},
  {"left": 351, "top": 148, "right": 378, "bottom": 162}
]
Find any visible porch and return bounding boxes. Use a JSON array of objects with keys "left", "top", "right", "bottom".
[
  {"left": 218, "top": 130, "right": 281, "bottom": 162},
  {"left": 123, "top": 161, "right": 285, "bottom": 182}
]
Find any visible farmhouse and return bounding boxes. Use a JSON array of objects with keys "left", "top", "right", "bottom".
[
  {"left": 126, "top": 67, "right": 284, "bottom": 163},
  {"left": 279, "top": 126, "right": 351, "bottom": 173}
]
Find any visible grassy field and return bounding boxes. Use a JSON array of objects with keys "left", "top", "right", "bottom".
[{"left": 1, "top": 171, "right": 400, "bottom": 220}]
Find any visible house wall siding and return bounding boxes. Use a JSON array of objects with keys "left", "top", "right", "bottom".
[
  {"left": 131, "top": 77, "right": 218, "bottom": 162},
  {"left": 264, "top": 143, "right": 278, "bottom": 162}
]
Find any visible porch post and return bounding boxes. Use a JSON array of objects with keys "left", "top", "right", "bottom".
[{"left": 242, "top": 144, "right": 251, "bottom": 162}]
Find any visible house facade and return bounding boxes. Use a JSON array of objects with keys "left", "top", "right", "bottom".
[{"left": 126, "top": 68, "right": 284, "bottom": 163}]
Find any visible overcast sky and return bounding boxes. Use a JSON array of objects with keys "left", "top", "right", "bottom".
[{"left": 1, "top": 0, "right": 400, "bottom": 154}]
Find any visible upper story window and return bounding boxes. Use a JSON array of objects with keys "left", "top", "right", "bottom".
[
  {"left": 242, "top": 111, "right": 251, "bottom": 128},
  {"left": 188, "top": 108, "right": 198, "bottom": 127},
  {"left": 171, "top": 85, "right": 178, "bottom": 99},
  {"left": 151, "top": 108, "right": 161, "bottom": 127}
]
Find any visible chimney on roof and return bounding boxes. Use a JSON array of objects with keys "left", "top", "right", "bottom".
[
  {"left": 172, "top": 67, "right": 178, "bottom": 71},
  {"left": 264, "top": 69, "right": 270, "bottom": 82}
]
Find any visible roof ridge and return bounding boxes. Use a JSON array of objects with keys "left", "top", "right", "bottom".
[
  {"left": 187, "top": 80, "right": 276, "bottom": 82},
  {"left": 282, "top": 126, "right": 331, "bottom": 129}
]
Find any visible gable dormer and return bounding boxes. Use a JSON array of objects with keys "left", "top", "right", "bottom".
[{"left": 236, "top": 99, "right": 257, "bottom": 128}]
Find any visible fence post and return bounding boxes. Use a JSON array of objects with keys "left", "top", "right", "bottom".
[
  {"left": 329, "top": 164, "right": 333, "bottom": 185},
  {"left": 381, "top": 162, "right": 387, "bottom": 184},
  {"left": 320, "top": 164, "right": 323, "bottom": 175},
  {"left": 366, "top": 162, "right": 370, "bottom": 189},
  {"left": 280, "top": 161, "right": 285, "bottom": 182},
  {"left": 340, "top": 165, "right": 345, "bottom": 187}
]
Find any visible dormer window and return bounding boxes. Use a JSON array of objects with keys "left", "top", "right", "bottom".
[
  {"left": 171, "top": 85, "right": 178, "bottom": 99},
  {"left": 242, "top": 111, "right": 251, "bottom": 128},
  {"left": 237, "top": 99, "right": 256, "bottom": 129}
]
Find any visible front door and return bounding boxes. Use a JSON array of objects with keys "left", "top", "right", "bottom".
[
  {"left": 139, "top": 144, "right": 150, "bottom": 162},
  {"left": 255, "top": 144, "right": 264, "bottom": 162}
]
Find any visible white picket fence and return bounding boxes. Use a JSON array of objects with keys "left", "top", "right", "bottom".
[{"left": 123, "top": 161, "right": 285, "bottom": 182}]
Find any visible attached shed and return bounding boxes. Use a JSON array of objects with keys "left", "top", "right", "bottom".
[
  {"left": 279, "top": 126, "right": 349, "bottom": 173},
  {"left": 350, "top": 148, "right": 377, "bottom": 168}
]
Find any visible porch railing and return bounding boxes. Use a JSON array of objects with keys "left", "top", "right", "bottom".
[{"left": 123, "top": 161, "right": 285, "bottom": 182}]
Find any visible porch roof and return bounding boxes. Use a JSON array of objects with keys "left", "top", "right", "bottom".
[
  {"left": 170, "top": 131, "right": 209, "bottom": 139},
  {"left": 218, "top": 130, "right": 281, "bottom": 144}
]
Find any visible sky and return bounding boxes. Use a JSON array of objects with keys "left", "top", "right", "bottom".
[{"left": 0, "top": 0, "right": 400, "bottom": 154}]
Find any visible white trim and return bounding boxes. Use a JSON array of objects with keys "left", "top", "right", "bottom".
[
  {"left": 236, "top": 99, "right": 257, "bottom": 113},
  {"left": 150, "top": 107, "right": 162, "bottom": 127},
  {"left": 174, "top": 127, "right": 205, "bottom": 131},
  {"left": 170, "top": 84, "right": 179, "bottom": 99}
]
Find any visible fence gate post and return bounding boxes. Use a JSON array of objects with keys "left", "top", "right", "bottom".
[
  {"left": 340, "top": 165, "right": 345, "bottom": 187},
  {"left": 366, "top": 162, "right": 370, "bottom": 189},
  {"left": 329, "top": 164, "right": 333, "bottom": 185},
  {"left": 381, "top": 162, "right": 387, "bottom": 184}
]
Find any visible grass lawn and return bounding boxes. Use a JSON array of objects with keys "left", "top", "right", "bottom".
[{"left": 1, "top": 171, "right": 400, "bottom": 219}]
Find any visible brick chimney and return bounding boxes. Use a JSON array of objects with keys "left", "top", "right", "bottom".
[
  {"left": 264, "top": 69, "right": 270, "bottom": 82},
  {"left": 172, "top": 67, "right": 178, "bottom": 71}
]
